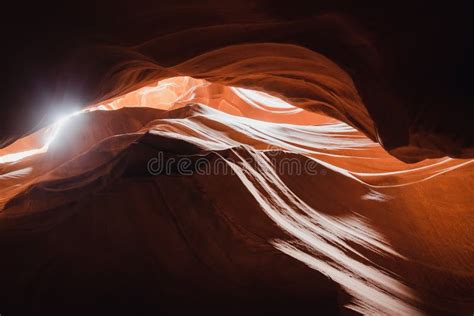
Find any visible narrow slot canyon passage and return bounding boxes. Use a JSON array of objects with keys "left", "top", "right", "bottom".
[{"left": 1, "top": 2, "right": 472, "bottom": 315}]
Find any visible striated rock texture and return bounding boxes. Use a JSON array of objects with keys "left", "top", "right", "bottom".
[
  {"left": 1, "top": 0, "right": 472, "bottom": 161},
  {"left": 1, "top": 77, "right": 473, "bottom": 314},
  {"left": 0, "top": 1, "right": 473, "bottom": 315}
]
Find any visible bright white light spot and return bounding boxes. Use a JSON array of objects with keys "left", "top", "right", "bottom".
[
  {"left": 0, "top": 110, "right": 84, "bottom": 164},
  {"left": 44, "top": 111, "right": 83, "bottom": 147}
]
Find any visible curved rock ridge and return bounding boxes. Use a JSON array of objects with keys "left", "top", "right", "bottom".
[
  {"left": 87, "top": 43, "right": 427, "bottom": 162},
  {"left": 1, "top": 3, "right": 472, "bottom": 315},
  {"left": 1, "top": 102, "right": 472, "bottom": 315},
  {"left": 2, "top": 4, "right": 472, "bottom": 162}
]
